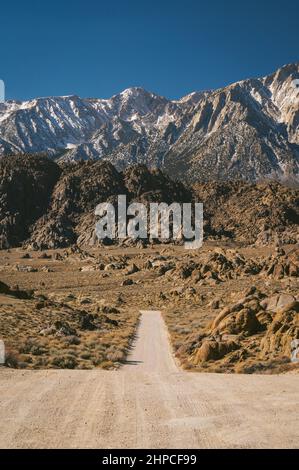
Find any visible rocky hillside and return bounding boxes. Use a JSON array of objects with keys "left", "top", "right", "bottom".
[
  {"left": 0, "top": 154, "right": 61, "bottom": 248},
  {"left": 0, "top": 88, "right": 202, "bottom": 168},
  {"left": 0, "top": 155, "right": 298, "bottom": 249},
  {"left": 165, "top": 63, "right": 299, "bottom": 183},
  {"left": 0, "top": 63, "right": 298, "bottom": 183},
  {"left": 0, "top": 155, "right": 191, "bottom": 249},
  {"left": 194, "top": 180, "right": 299, "bottom": 245}
]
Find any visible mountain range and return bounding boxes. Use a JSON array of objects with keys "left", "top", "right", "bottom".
[
  {"left": 0, "top": 62, "right": 298, "bottom": 183},
  {"left": 0, "top": 155, "right": 298, "bottom": 249}
]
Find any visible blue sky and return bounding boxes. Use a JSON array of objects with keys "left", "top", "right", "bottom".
[{"left": 1, "top": 0, "right": 298, "bottom": 101}]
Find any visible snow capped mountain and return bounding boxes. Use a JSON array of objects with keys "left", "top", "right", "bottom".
[
  {"left": 0, "top": 63, "right": 298, "bottom": 183},
  {"left": 165, "top": 63, "right": 299, "bottom": 183},
  {"left": 0, "top": 87, "right": 203, "bottom": 161}
]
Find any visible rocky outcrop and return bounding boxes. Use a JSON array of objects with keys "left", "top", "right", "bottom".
[
  {"left": 0, "top": 154, "right": 61, "bottom": 248},
  {"left": 0, "top": 280, "right": 33, "bottom": 299},
  {"left": 26, "top": 160, "right": 191, "bottom": 249},
  {"left": 0, "top": 155, "right": 298, "bottom": 249},
  {"left": 193, "top": 181, "right": 299, "bottom": 245},
  {"left": 189, "top": 288, "right": 299, "bottom": 371}
]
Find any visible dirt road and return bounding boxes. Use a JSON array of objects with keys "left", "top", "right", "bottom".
[{"left": 0, "top": 311, "right": 298, "bottom": 448}]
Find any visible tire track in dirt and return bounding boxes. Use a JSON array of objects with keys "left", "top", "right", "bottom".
[{"left": 0, "top": 310, "right": 298, "bottom": 448}]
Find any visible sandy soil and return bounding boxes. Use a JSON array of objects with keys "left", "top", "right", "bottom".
[{"left": 0, "top": 311, "right": 298, "bottom": 449}]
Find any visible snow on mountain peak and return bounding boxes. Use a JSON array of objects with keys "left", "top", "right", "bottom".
[{"left": 0, "top": 63, "right": 298, "bottom": 183}]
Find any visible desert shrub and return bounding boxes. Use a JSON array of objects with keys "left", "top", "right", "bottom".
[
  {"left": 51, "top": 355, "right": 78, "bottom": 369},
  {"left": 92, "top": 354, "right": 104, "bottom": 366},
  {"left": 5, "top": 349, "right": 19, "bottom": 368},
  {"left": 64, "top": 335, "right": 81, "bottom": 346},
  {"left": 100, "top": 360, "right": 114, "bottom": 369},
  {"left": 80, "top": 352, "right": 91, "bottom": 360},
  {"left": 33, "top": 357, "right": 48, "bottom": 368},
  {"left": 78, "top": 364, "right": 93, "bottom": 370},
  {"left": 19, "top": 339, "right": 46, "bottom": 355},
  {"left": 106, "top": 350, "right": 125, "bottom": 362}
]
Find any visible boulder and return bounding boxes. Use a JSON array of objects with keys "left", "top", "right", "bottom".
[
  {"left": 261, "top": 293, "right": 296, "bottom": 312},
  {"left": 78, "top": 312, "right": 97, "bottom": 331},
  {"left": 192, "top": 339, "right": 240, "bottom": 363},
  {"left": 54, "top": 320, "right": 77, "bottom": 336},
  {"left": 0, "top": 280, "right": 10, "bottom": 294},
  {"left": 126, "top": 263, "right": 139, "bottom": 275},
  {"left": 260, "top": 307, "right": 299, "bottom": 358},
  {"left": 121, "top": 279, "right": 134, "bottom": 286}
]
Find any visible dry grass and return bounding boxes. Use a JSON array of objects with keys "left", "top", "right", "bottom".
[{"left": 0, "top": 243, "right": 298, "bottom": 373}]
